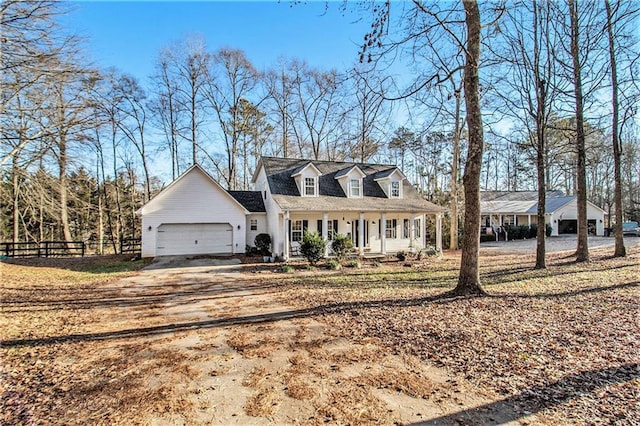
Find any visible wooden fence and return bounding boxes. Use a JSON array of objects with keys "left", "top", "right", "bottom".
[
  {"left": 120, "top": 237, "right": 141, "bottom": 255},
  {"left": 1, "top": 241, "right": 85, "bottom": 258}
]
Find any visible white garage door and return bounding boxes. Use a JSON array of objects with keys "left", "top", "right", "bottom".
[{"left": 156, "top": 223, "right": 233, "bottom": 256}]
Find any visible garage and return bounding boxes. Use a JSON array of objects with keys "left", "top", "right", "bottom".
[
  {"left": 156, "top": 223, "right": 233, "bottom": 256},
  {"left": 558, "top": 220, "right": 577, "bottom": 234}
]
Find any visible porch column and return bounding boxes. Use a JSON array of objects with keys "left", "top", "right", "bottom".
[
  {"left": 284, "top": 211, "right": 290, "bottom": 259},
  {"left": 322, "top": 212, "right": 329, "bottom": 256},
  {"left": 422, "top": 214, "right": 427, "bottom": 248},
  {"left": 528, "top": 215, "right": 531, "bottom": 226},
  {"left": 358, "top": 213, "right": 365, "bottom": 256},
  {"left": 435, "top": 213, "right": 443, "bottom": 253},
  {"left": 409, "top": 214, "right": 416, "bottom": 251},
  {"left": 381, "top": 213, "right": 387, "bottom": 255},
  {"left": 514, "top": 214, "right": 517, "bottom": 226}
]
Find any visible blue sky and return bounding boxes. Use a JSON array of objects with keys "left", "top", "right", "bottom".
[{"left": 61, "top": 1, "right": 372, "bottom": 80}]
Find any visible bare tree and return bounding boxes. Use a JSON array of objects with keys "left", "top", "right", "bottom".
[
  {"left": 489, "top": 0, "right": 562, "bottom": 268},
  {"left": 347, "top": 65, "right": 390, "bottom": 163},
  {"left": 113, "top": 74, "right": 152, "bottom": 202},
  {"left": 160, "top": 36, "right": 210, "bottom": 165},
  {"left": 205, "top": 48, "right": 259, "bottom": 189}
]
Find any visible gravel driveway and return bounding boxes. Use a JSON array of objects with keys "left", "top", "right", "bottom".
[{"left": 480, "top": 235, "right": 640, "bottom": 253}]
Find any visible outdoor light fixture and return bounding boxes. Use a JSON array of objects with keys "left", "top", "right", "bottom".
[
  {"left": 237, "top": 224, "right": 241, "bottom": 229},
  {"left": 148, "top": 226, "right": 152, "bottom": 231}
]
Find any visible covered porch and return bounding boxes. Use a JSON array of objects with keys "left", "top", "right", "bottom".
[{"left": 281, "top": 210, "right": 443, "bottom": 259}]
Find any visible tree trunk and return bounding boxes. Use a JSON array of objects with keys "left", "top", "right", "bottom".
[
  {"left": 533, "top": 0, "right": 546, "bottom": 269},
  {"left": 59, "top": 133, "right": 73, "bottom": 243},
  {"left": 568, "top": 0, "right": 589, "bottom": 262},
  {"left": 605, "top": 0, "right": 626, "bottom": 257},
  {"left": 454, "top": 0, "right": 485, "bottom": 296},
  {"left": 450, "top": 86, "right": 461, "bottom": 251},
  {"left": 12, "top": 155, "right": 20, "bottom": 243}
]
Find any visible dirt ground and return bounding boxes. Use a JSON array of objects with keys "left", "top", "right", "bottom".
[
  {"left": 2, "top": 246, "right": 638, "bottom": 425},
  {"left": 131, "top": 262, "right": 538, "bottom": 425}
]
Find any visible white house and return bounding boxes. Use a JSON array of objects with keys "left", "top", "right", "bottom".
[
  {"left": 480, "top": 191, "right": 607, "bottom": 237},
  {"left": 138, "top": 157, "right": 446, "bottom": 258}
]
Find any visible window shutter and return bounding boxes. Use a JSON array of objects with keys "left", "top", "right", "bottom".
[
  {"left": 333, "top": 220, "right": 338, "bottom": 233},
  {"left": 303, "top": 220, "right": 308, "bottom": 231},
  {"left": 317, "top": 220, "right": 322, "bottom": 235}
]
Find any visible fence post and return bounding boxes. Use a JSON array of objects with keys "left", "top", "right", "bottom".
[{"left": 81, "top": 241, "right": 85, "bottom": 257}]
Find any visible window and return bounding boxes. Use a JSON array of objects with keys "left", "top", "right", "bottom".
[
  {"left": 390, "top": 181, "right": 400, "bottom": 198},
  {"left": 291, "top": 220, "right": 303, "bottom": 242},
  {"left": 350, "top": 179, "right": 361, "bottom": 197},
  {"left": 304, "top": 177, "right": 316, "bottom": 196},
  {"left": 385, "top": 219, "right": 397, "bottom": 239},
  {"left": 414, "top": 218, "right": 421, "bottom": 238},
  {"left": 250, "top": 219, "right": 257, "bottom": 231},
  {"left": 403, "top": 219, "right": 410, "bottom": 238},
  {"left": 317, "top": 219, "right": 339, "bottom": 240}
]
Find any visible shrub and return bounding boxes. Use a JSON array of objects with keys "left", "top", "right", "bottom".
[
  {"left": 345, "top": 259, "right": 361, "bottom": 268},
  {"left": 331, "top": 233, "right": 354, "bottom": 261},
  {"left": 279, "top": 264, "right": 294, "bottom": 273},
  {"left": 396, "top": 250, "right": 407, "bottom": 261},
  {"left": 254, "top": 233, "right": 272, "bottom": 255},
  {"left": 371, "top": 261, "right": 381, "bottom": 268},
  {"left": 331, "top": 234, "right": 353, "bottom": 260},
  {"left": 245, "top": 245, "right": 259, "bottom": 256},
  {"left": 300, "top": 231, "right": 326, "bottom": 265},
  {"left": 545, "top": 224, "right": 553, "bottom": 237},
  {"left": 326, "top": 259, "right": 341, "bottom": 270}
]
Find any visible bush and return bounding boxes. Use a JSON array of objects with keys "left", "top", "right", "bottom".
[
  {"left": 278, "top": 264, "right": 294, "bottom": 273},
  {"left": 396, "top": 250, "right": 407, "bottom": 261},
  {"left": 300, "top": 231, "right": 326, "bottom": 265},
  {"left": 331, "top": 233, "right": 354, "bottom": 261},
  {"left": 326, "top": 259, "right": 341, "bottom": 270},
  {"left": 254, "top": 233, "right": 272, "bottom": 255},
  {"left": 345, "top": 259, "right": 361, "bottom": 268},
  {"left": 245, "top": 245, "right": 259, "bottom": 256},
  {"left": 545, "top": 224, "right": 553, "bottom": 237},
  {"left": 371, "top": 261, "right": 381, "bottom": 268}
]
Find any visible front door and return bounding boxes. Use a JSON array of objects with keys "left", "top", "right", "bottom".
[{"left": 352, "top": 220, "right": 369, "bottom": 248}]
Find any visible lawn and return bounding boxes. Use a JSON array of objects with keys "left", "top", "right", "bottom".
[{"left": 1, "top": 249, "right": 638, "bottom": 425}]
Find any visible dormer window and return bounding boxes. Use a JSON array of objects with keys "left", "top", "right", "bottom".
[
  {"left": 350, "top": 179, "right": 361, "bottom": 197},
  {"left": 391, "top": 181, "right": 400, "bottom": 198},
  {"left": 304, "top": 177, "right": 316, "bottom": 196}
]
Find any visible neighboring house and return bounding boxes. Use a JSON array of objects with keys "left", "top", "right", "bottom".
[
  {"left": 480, "top": 191, "right": 606, "bottom": 237},
  {"left": 138, "top": 157, "right": 445, "bottom": 258}
]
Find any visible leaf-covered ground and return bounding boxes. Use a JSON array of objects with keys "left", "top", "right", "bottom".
[
  {"left": 280, "top": 247, "right": 640, "bottom": 424},
  {"left": 1, "top": 248, "right": 638, "bottom": 425}
]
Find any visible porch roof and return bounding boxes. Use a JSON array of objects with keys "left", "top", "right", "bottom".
[{"left": 273, "top": 191, "right": 444, "bottom": 213}]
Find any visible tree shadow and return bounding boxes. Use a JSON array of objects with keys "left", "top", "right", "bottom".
[
  {"left": 409, "top": 363, "right": 638, "bottom": 425},
  {"left": 3, "top": 280, "right": 635, "bottom": 348}
]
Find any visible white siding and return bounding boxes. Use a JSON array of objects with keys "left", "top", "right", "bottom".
[
  {"left": 140, "top": 167, "right": 247, "bottom": 257},
  {"left": 245, "top": 214, "right": 267, "bottom": 250},
  {"left": 254, "top": 167, "right": 284, "bottom": 256}
]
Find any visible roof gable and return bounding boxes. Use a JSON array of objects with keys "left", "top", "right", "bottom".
[
  {"left": 137, "top": 164, "right": 249, "bottom": 215},
  {"left": 291, "top": 161, "right": 322, "bottom": 177},
  {"left": 335, "top": 165, "right": 366, "bottom": 179}
]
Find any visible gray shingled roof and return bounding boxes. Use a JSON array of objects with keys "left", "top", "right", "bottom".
[
  {"left": 480, "top": 191, "right": 576, "bottom": 214},
  {"left": 228, "top": 191, "right": 266, "bottom": 213},
  {"left": 260, "top": 157, "right": 445, "bottom": 213}
]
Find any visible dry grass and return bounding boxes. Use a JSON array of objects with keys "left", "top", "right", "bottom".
[
  {"left": 242, "top": 367, "right": 269, "bottom": 388},
  {"left": 244, "top": 386, "right": 282, "bottom": 417},
  {"left": 315, "top": 384, "right": 394, "bottom": 424},
  {"left": 284, "top": 374, "right": 317, "bottom": 400},
  {"left": 362, "top": 369, "right": 435, "bottom": 399},
  {"left": 226, "top": 329, "right": 280, "bottom": 358}
]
